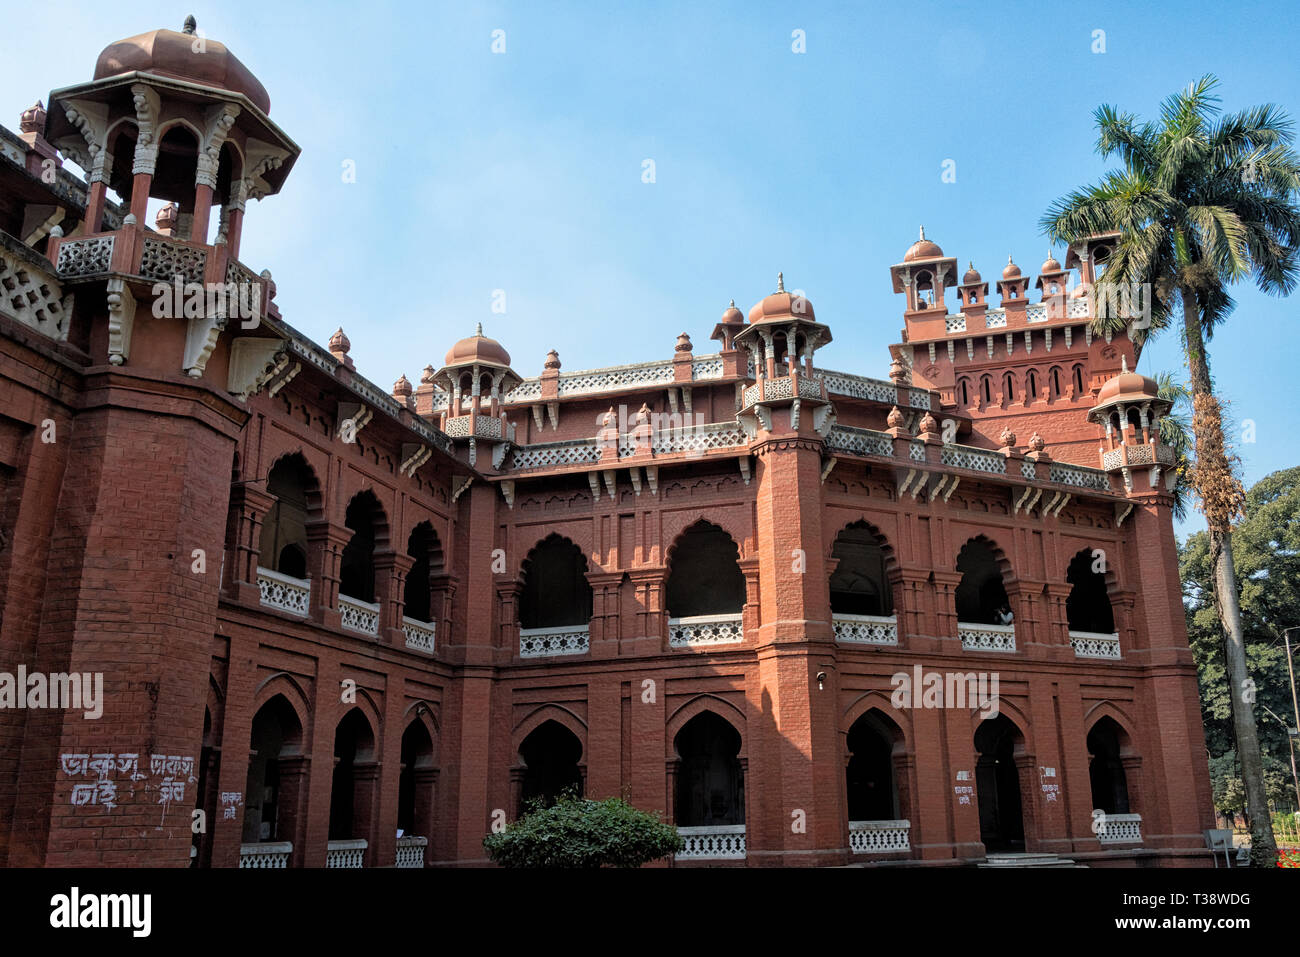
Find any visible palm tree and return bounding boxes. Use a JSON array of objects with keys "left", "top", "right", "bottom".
[
  {"left": 1154, "top": 372, "right": 1193, "bottom": 521},
  {"left": 1042, "top": 75, "right": 1300, "bottom": 865}
]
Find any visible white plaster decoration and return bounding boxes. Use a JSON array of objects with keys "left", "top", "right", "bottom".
[
  {"left": 941, "top": 444, "right": 1006, "bottom": 475},
  {"left": 402, "top": 618, "right": 436, "bottom": 654},
  {"left": 336, "top": 402, "right": 373, "bottom": 440},
  {"left": 825, "top": 426, "right": 893, "bottom": 458},
  {"left": 511, "top": 439, "right": 601, "bottom": 470},
  {"left": 1085, "top": 325, "right": 1093, "bottom": 347},
  {"left": 1024, "top": 330, "right": 1033, "bottom": 354},
  {"left": 947, "top": 341, "right": 956, "bottom": 363},
  {"left": 56, "top": 235, "right": 114, "bottom": 277},
  {"left": 556, "top": 361, "right": 675, "bottom": 397},
  {"left": 1045, "top": 329, "right": 1053, "bottom": 352},
  {"left": 813, "top": 404, "right": 837, "bottom": 437},
  {"left": 668, "top": 614, "right": 744, "bottom": 647},
  {"left": 105, "top": 276, "right": 136, "bottom": 366},
  {"left": 909, "top": 388, "right": 931, "bottom": 411},
  {"left": 326, "top": 839, "right": 367, "bottom": 868},
  {"left": 691, "top": 357, "right": 724, "bottom": 379},
  {"left": 61, "top": 99, "right": 110, "bottom": 182},
  {"left": 228, "top": 339, "right": 292, "bottom": 399},
  {"left": 754, "top": 405, "right": 773, "bottom": 432},
  {"left": 909, "top": 442, "right": 926, "bottom": 462},
  {"left": 519, "top": 625, "right": 590, "bottom": 658},
  {"left": 140, "top": 236, "right": 207, "bottom": 283},
  {"left": 182, "top": 310, "right": 225, "bottom": 378},
  {"left": 1069, "top": 630, "right": 1121, "bottom": 659},
  {"left": 1067, "top": 296, "right": 1090, "bottom": 319},
  {"left": 1050, "top": 462, "right": 1111, "bottom": 491},
  {"left": 395, "top": 835, "right": 428, "bottom": 867},
  {"left": 239, "top": 842, "right": 291, "bottom": 868},
  {"left": 1021, "top": 459, "right": 1037, "bottom": 480},
  {"left": 986, "top": 310, "right": 1007, "bottom": 329},
  {"left": 1025, "top": 303, "right": 1047, "bottom": 322},
  {"left": 946, "top": 314, "right": 967, "bottom": 334},
  {"left": 987, "top": 336, "right": 995, "bottom": 359},
  {"left": 1006, "top": 332, "right": 1014, "bottom": 356},
  {"left": 492, "top": 440, "right": 512, "bottom": 470},
  {"left": 129, "top": 84, "right": 161, "bottom": 175},
  {"left": 833, "top": 614, "right": 898, "bottom": 645},
  {"left": 0, "top": 244, "right": 70, "bottom": 340},
  {"left": 676, "top": 826, "right": 746, "bottom": 860},
  {"left": 1064, "top": 326, "right": 1073, "bottom": 349},
  {"left": 257, "top": 567, "right": 310, "bottom": 616},
  {"left": 958, "top": 622, "right": 1016, "bottom": 652},
  {"left": 400, "top": 443, "right": 433, "bottom": 477},
  {"left": 339, "top": 594, "right": 380, "bottom": 637},
  {"left": 848, "top": 820, "right": 911, "bottom": 853},
  {"left": 929, "top": 342, "right": 937, "bottom": 364},
  {"left": 819, "top": 370, "right": 897, "bottom": 404},
  {"left": 1096, "top": 813, "right": 1142, "bottom": 843}
]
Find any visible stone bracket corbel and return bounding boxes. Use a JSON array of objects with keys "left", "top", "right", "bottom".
[
  {"left": 182, "top": 310, "right": 227, "bottom": 377},
  {"left": 587, "top": 471, "right": 601, "bottom": 501},
  {"left": 129, "top": 84, "right": 161, "bottom": 175},
  {"left": 452, "top": 475, "right": 474, "bottom": 502},
  {"left": 531, "top": 404, "right": 544, "bottom": 431},
  {"left": 910, "top": 472, "right": 928, "bottom": 501},
  {"left": 492, "top": 441, "right": 512, "bottom": 471},
  {"left": 1013, "top": 485, "right": 1034, "bottom": 515},
  {"left": 1053, "top": 492, "right": 1071, "bottom": 517},
  {"left": 1042, "top": 491, "right": 1062, "bottom": 519},
  {"left": 645, "top": 465, "right": 658, "bottom": 496},
  {"left": 105, "top": 277, "right": 136, "bottom": 365},
  {"left": 499, "top": 479, "right": 515, "bottom": 509},
  {"left": 337, "top": 401, "right": 373, "bottom": 440},
  {"left": 898, "top": 468, "right": 917, "bottom": 497},
  {"left": 930, "top": 473, "right": 948, "bottom": 502},
  {"left": 944, "top": 475, "right": 960, "bottom": 502},
  {"left": 821, "top": 456, "right": 837, "bottom": 484},
  {"left": 1116, "top": 502, "right": 1134, "bottom": 527},
  {"left": 601, "top": 469, "right": 617, "bottom": 500},
  {"left": 227, "top": 338, "right": 296, "bottom": 399},
  {"left": 196, "top": 103, "right": 241, "bottom": 189},
  {"left": 546, "top": 401, "right": 559, "bottom": 430},
  {"left": 629, "top": 467, "right": 642, "bottom": 496},
  {"left": 739, "top": 456, "right": 751, "bottom": 486},
  {"left": 400, "top": 443, "right": 433, "bottom": 477}
]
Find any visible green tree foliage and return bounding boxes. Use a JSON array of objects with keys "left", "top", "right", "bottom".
[
  {"left": 1184, "top": 466, "right": 1300, "bottom": 818},
  {"left": 483, "top": 793, "right": 684, "bottom": 868}
]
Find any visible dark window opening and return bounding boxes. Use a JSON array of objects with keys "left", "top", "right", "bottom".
[
  {"left": 665, "top": 521, "right": 745, "bottom": 618},
  {"left": 829, "top": 522, "right": 892, "bottom": 617},
  {"left": 674, "top": 712, "right": 744, "bottom": 827},
  {"left": 519, "top": 720, "right": 583, "bottom": 814},
  {"left": 519, "top": 535, "right": 592, "bottom": 628},
  {"left": 846, "top": 713, "right": 901, "bottom": 821},
  {"left": 1066, "top": 549, "right": 1115, "bottom": 633},
  {"left": 975, "top": 715, "right": 1025, "bottom": 852},
  {"left": 1088, "top": 718, "right": 1131, "bottom": 814},
  {"left": 955, "top": 539, "right": 1011, "bottom": 625}
]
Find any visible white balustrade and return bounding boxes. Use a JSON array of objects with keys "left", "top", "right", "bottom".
[
  {"left": 519, "top": 624, "right": 590, "bottom": 658},
  {"left": 257, "top": 567, "right": 311, "bottom": 616},
  {"left": 675, "top": 825, "right": 746, "bottom": 860},
  {"left": 942, "top": 444, "right": 1007, "bottom": 475},
  {"left": 833, "top": 614, "right": 898, "bottom": 645},
  {"left": 1070, "top": 630, "right": 1121, "bottom": 659},
  {"left": 339, "top": 594, "right": 380, "bottom": 637},
  {"left": 239, "top": 842, "right": 292, "bottom": 868},
  {"left": 849, "top": 820, "right": 911, "bottom": 853},
  {"left": 403, "top": 617, "right": 436, "bottom": 653},
  {"left": 326, "top": 839, "right": 367, "bottom": 868},
  {"left": 668, "top": 614, "right": 744, "bottom": 648},
  {"left": 1096, "top": 813, "right": 1142, "bottom": 843},
  {"left": 395, "top": 835, "right": 427, "bottom": 868},
  {"left": 958, "top": 622, "right": 1016, "bottom": 652}
]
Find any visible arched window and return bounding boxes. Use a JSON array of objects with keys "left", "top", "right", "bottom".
[
  {"left": 958, "top": 378, "right": 970, "bottom": 406},
  {"left": 404, "top": 522, "right": 443, "bottom": 623},
  {"left": 915, "top": 271, "right": 934, "bottom": 308},
  {"left": 829, "top": 522, "right": 892, "bottom": 617},
  {"left": 1002, "top": 372, "right": 1015, "bottom": 407},
  {"left": 519, "top": 535, "right": 592, "bottom": 628},
  {"left": 1073, "top": 365, "right": 1085, "bottom": 396},
  {"left": 666, "top": 521, "right": 745, "bottom": 618},
  {"left": 1066, "top": 549, "right": 1115, "bottom": 634},
  {"left": 398, "top": 719, "right": 435, "bottom": 839},
  {"left": 1050, "top": 367, "right": 1062, "bottom": 398},
  {"left": 519, "top": 720, "right": 583, "bottom": 813},
  {"left": 981, "top": 376, "right": 993, "bottom": 405},
  {"left": 955, "top": 538, "right": 1012, "bottom": 625},
  {"left": 259, "top": 454, "right": 318, "bottom": 578},
  {"left": 330, "top": 708, "right": 376, "bottom": 843},
  {"left": 674, "top": 712, "right": 744, "bottom": 827},
  {"left": 1027, "top": 370, "right": 1039, "bottom": 401},
  {"left": 974, "top": 715, "right": 1025, "bottom": 851},
  {"left": 244, "top": 695, "right": 303, "bottom": 846},
  {"left": 1088, "top": 717, "right": 1131, "bottom": 814},
  {"left": 339, "top": 491, "right": 387, "bottom": 603},
  {"left": 846, "top": 711, "right": 905, "bottom": 822}
]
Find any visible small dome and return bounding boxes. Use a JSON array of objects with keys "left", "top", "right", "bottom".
[
  {"left": 748, "top": 273, "right": 815, "bottom": 323},
  {"left": 328, "top": 327, "right": 350, "bottom": 354},
  {"left": 962, "top": 261, "right": 982, "bottom": 284},
  {"left": 1041, "top": 251, "right": 1063, "bottom": 273},
  {"left": 1002, "top": 255, "right": 1021, "bottom": 279},
  {"left": 94, "top": 19, "right": 271, "bottom": 114},
  {"left": 20, "top": 100, "right": 45, "bottom": 134},
  {"left": 393, "top": 374, "right": 412, "bottom": 397},
  {"left": 904, "top": 225, "right": 943, "bottom": 262},
  {"left": 720, "top": 299, "right": 744, "bottom": 325},
  {"left": 1096, "top": 357, "right": 1158, "bottom": 404},
  {"left": 156, "top": 201, "right": 178, "bottom": 231},
  {"left": 444, "top": 323, "right": 511, "bottom": 368}
]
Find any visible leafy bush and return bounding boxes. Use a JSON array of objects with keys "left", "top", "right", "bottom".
[{"left": 483, "top": 793, "right": 684, "bottom": 868}]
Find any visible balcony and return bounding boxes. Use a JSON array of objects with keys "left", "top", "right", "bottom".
[
  {"left": 256, "top": 567, "right": 310, "bottom": 616},
  {"left": 402, "top": 617, "right": 436, "bottom": 653},
  {"left": 519, "top": 624, "right": 590, "bottom": 658},
  {"left": 395, "top": 835, "right": 427, "bottom": 868},
  {"left": 832, "top": 614, "right": 898, "bottom": 646},
  {"left": 958, "top": 622, "right": 1016, "bottom": 652},
  {"left": 848, "top": 820, "right": 911, "bottom": 854},
  {"left": 1096, "top": 813, "right": 1142, "bottom": 844},
  {"left": 326, "top": 839, "right": 367, "bottom": 868},
  {"left": 668, "top": 614, "right": 744, "bottom": 648},
  {"left": 1069, "top": 630, "right": 1121, "bottom": 659},
  {"left": 338, "top": 594, "right": 380, "bottom": 637},
  {"left": 675, "top": 825, "right": 746, "bottom": 861},
  {"left": 239, "top": 842, "right": 291, "bottom": 868}
]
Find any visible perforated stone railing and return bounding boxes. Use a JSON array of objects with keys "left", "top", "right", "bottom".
[
  {"left": 650, "top": 421, "right": 746, "bottom": 455},
  {"left": 825, "top": 426, "right": 894, "bottom": 458},
  {"left": 403, "top": 617, "right": 436, "bottom": 654},
  {"left": 675, "top": 825, "right": 746, "bottom": 860},
  {"left": 395, "top": 835, "right": 427, "bottom": 868},
  {"left": 691, "top": 357, "right": 725, "bottom": 379},
  {"left": 504, "top": 379, "right": 543, "bottom": 402},
  {"left": 945, "top": 314, "right": 968, "bottom": 333},
  {"left": 910, "top": 442, "right": 926, "bottom": 461},
  {"left": 1070, "top": 630, "right": 1121, "bottom": 659},
  {"left": 909, "top": 388, "right": 932, "bottom": 410},
  {"left": 1096, "top": 813, "right": 1142, "bottom": 843},
  {"left": 668, "top": 613, "right": 744, "bottom": 647},
  {"left": 1021, "top": 459, "right": 1037, "bottom": 480},
  {"left": 55, "top": 235, "right": 114, "bottom": 277},
  {"left": 511, "top": 439, "right": 601, "bottom": 470},
  {"left": 832, "top": 614, "right": 898, "bottom": 645},
  {"left": 326, "top": 839, "right": 367, "bottom": 868},
  {"left": 0, "top": 236, "right": 70, "bottom": 340},
  {"left": 139, "top": 235, "right": 207, "bottom": 284},
  {"left": 239, "top": 842, "right": 292, "bottom": 868},
  {"left": 942, "top": 444, "right": 1007, "bottom": 475},
  {"left": 557, "top": 360, "right": 676, "bottom": 397},
  {"left": 819, "top": 369, "right": 898, "bottom": 403},
  {"left": 1025, "top": 303, "right": 1047, "bottom": 322},
  {"left": 1050, "top": 462, "right": 1112, "bottom": 491},
  {"left": 339, "top": 594, "right": 380, "bottom": 637},
  {"left": 849, "top": 820, "right": 911, "bottom": 853},
  {"left": 985, "top": 310, "right": 1008, "bottom": 329},
  {"left": 519, "top": 624, "right": 590, "bottom": 658},
  {"left": 959, "top": 622, "right": 1016, "bottom": 652},
  {"left": 1067, "top": 296, "right": 1090, "bottom": 318},
  {"left": 257, "top": 567, "right": 310, "bottom": 616}
]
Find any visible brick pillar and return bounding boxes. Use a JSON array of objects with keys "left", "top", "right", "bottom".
[
  {"left": 223, "top": 483, "right": 274, "bottom": 603},
  {"left": 625, "top": 567, "right": 665, "bottom": 656},
  {"left": 306, "top": 520, "right": 350, "bottom": 630},
  {"left": 352, "top": 761, "right": 381, "bottom": 865},
  {"left": 586, "top": 571, "right": 624, "bottom": 659},
  {"left": 374, "top": 550, "right": 414, "bottom": 646},
  {"left": 277, "top": 755, "right": 311, "bottom": 867}
]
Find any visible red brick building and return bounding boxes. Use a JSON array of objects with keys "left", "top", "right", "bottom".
[{"left": 0, "top": 21, "right": 1214, "bottom": 868}]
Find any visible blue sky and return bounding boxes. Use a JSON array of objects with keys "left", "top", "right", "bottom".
[{"left": 4, "top": 0, "right": 1298, "bottom": 538}]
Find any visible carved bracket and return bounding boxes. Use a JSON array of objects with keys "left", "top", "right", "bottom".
[{"left": 105, "top": 277, "right": 136, "bottom": 365}]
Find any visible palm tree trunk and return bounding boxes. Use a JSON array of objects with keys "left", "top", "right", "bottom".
[{"left": 1181, "top": 288, "right": 1276, "bottom": 866}]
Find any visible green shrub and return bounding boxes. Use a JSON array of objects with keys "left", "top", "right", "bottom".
[{"left": 483, "top": 793, "right": 684, "bottom": 868}]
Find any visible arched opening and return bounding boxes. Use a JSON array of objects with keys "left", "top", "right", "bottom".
[
  {"left": 192, "top": 706, "right": 216, "bottom": 866},
  {"left": 915, "top": 271, "right": 934, "bottom": 308},
  {"left": 403, "top": 522, "right": 443, "bottom": 622},
  {"left": 1050, "top": 367, "right": 1062, "bottom": 398},
  {"left": 329, "top": 708, "right": 377, "bottom": 843},
  {"left": 153, "top": 124, "right": 201, "bottom": 221},
  {"left": 955, "top": 538, "right": 1012, "bottom": 625},
  {"left": 258, "top": 454, "right": 318, "bottom": 578},
  {"left": 1002, "top": 372, "right": 1015, "bottom": 407},
  {"left": 339, "top": 491, "right": 387, "bottom": 603},
  {"left": 1027, "top": 369, "right": 1040, "bottom": 401},
  {"left": 666, "top": 521, "right": 745, "bottom": 618},
  {"left": 398, "top": 719, "right": 435, "bottom": 840},
  {"left": 829, "top": 522, "right": 893, "bottom": 617},
  {"left": 846, "top": 711, "right": 904, "bottom": 821},
  {"left": 518, "top": 719, "right": 583, "bottom": 813},
  {"left": 674, "top": 711, "right": 744, "bottom": 827},
  {"left": 958, "top": 378, "right": 970, "bottom": 406},
  {"left": 1066, "top": 549, "right": 1115, "bottom": 634},
  {"left": 1072, "top": 365, "right": 1085, "bottom": 396},
  {"left": 981, "top": 376, "right": 993, "bottom": 405},
  {"left": 975, "top": 714, "right": 1025, "bottom": 852},
  {"left": 1088, "top": 717, "right": 1131, "bottom": 814},
  {"left": 519, "top": 535, "right": 592, "bottom": 628},
  {"left": 243, "top": 695, "right": 304, "bottom": 846}
]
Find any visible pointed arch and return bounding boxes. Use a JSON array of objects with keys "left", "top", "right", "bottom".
[
  {"left": 512, "top": 704, "right": 588, "bottom": 763},
  {"left": 665, "top": 520, "right": 745, "bottom": 618},
  {"left": 666, "top": 694, "right": 748, "bottom": 760},
  {"left": 519, "top": 533, "right": 592, "bottom": 629}
]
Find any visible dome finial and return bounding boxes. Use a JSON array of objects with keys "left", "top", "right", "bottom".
[
  {"left": 729, "top": 298, "right": 736, "bottom": 308},
  {"left": 969, "top": 260, "right": 975, "bottom": 271},
  {"left": 1121, "top": 355, "right": 1129, "bottom": 374},
  {"left": 776, "top": 272, "right": 785, "bottom": 292},
  {"left": 1008, "top": 254, "right": 1013, "bottom": 264},
  {"left": 919, "top": 225, "right": 926, "bottom": 240},
  {"left": 474, "top": 321, "right": 483, "bottom": 337},
  {"left": 183, "top": 15, "right": 197, "bottom": 35}
]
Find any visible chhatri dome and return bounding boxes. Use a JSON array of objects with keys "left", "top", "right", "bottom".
[
  {"left": 443, "top": 323, "right": 512, "bottom": 369},
  {"left": 747, "top": 272, "right": 817, "bottom": 323},
  {"left": 903, "top": 225, "right": 944, "bottom": 262}
]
